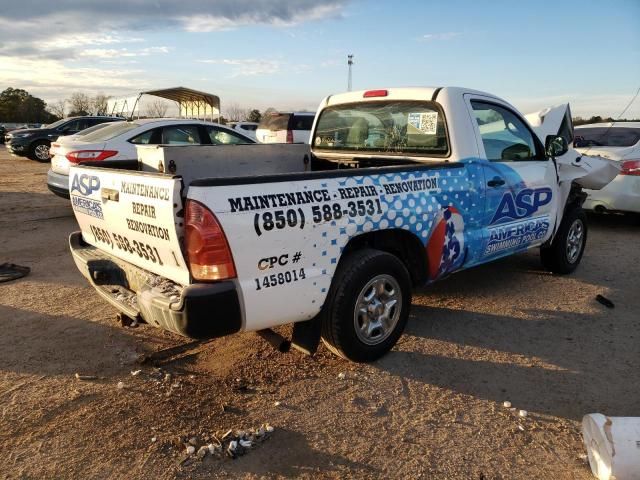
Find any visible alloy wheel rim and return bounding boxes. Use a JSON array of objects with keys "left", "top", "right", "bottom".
[
  {"left": 566, "top": 219, "right": 584, "bottom": 264},
  {"left": 353, "top": 274, "right": 402, "bottom": 346},
  {"left": 35, "top": 144, "right": 50, "bottom": 160}
]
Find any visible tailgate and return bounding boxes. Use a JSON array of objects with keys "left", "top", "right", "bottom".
[{"left": 68, "top": 165, "right": 190, "bottom": 285}]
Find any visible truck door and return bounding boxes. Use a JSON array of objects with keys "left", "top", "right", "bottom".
[{"left": 465, "top": 96, "right": 560, "bottom": 260}]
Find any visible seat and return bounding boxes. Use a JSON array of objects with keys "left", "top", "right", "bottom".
[{"left": 346, "top": 118, "right": 369, "bottom": 147}]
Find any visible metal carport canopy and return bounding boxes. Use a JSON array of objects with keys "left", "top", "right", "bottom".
[{"left": 141, "top": 87, "right": 220, "bottom": 121}]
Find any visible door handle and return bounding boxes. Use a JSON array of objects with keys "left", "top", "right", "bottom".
[{"left": 487, "top": 177, "right": 505, "bottom": 188}]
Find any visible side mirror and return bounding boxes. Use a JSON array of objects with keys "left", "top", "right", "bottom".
[{"left": 546, "top": 135, "right": 568, "bottom": 157}]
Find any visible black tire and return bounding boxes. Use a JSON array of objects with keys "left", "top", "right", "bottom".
[
  {"left": 321, "top": 249, "right": 411, "bottom": 362},
  {"left": 541, "top": 207, "right": 587, "bottom": 274},
  {"left": 29, "top": 140, "right": 50, "bottom": 162}
]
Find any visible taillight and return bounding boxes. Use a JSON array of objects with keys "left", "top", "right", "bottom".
[
  {"left": 66, "top": 150, "right": 118, "bottom": 164},
  {"left": 286, "top": 129, "right": 293, "bottom": 143},
  {"left": 620, "top": 160, "right": 640, "bottom": 176},
  {"left": 363, "top": 89, "right": 388, "bottom": 98},
  {"left": 185, "top": 200, "right": 236, "bottom": 281}
]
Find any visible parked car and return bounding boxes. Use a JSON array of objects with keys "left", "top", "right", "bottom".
[
  {"left": 66, "top": 86, "right": 617, "bottom": 362},
  {"left": 232, "top": 121, "right": 259, "bottom": 140},
  {"left": 47, "top": 119, "right": 255, "bottom": 198},
  {"left": 5, "top": 116, "right": 123, "bottom": 162},
  {"left": 48, "top": 122, "right": 120, "bottom": 159},
  {"left": 574, "top": 122, "right": 640, "bottom": 213},
  {"left": 256, "top": 112, "right": 315, "bottom": 144}
]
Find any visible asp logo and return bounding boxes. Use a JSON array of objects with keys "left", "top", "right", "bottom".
[
  {"left": 71, "top": 174, "right": 100, "bottom": 196},
  {"left": 491, "top": 187, "right": 552, "bottom": 224}
]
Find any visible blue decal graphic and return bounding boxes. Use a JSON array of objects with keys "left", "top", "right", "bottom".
[
  {"left": 71, "top": 195, "right": 104, "bottom": 219},
  {"left": 71, "top": 174, "right": 100, "bottom": 197},
  {"left": 484, "top": 217, "right": 549, "bottom": 256},
  {"left": 313, "top": 162, "right": 484, "bottom": 292},
  {"left": 490, "top": 187, "right": 552, "bottom": 224}
]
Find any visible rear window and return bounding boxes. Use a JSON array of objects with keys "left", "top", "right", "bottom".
[
  {"left": 76, "top": 123, "right": 112, "bottom": 136},
  {"left": 240, "top": 124, "right": 258, "bottom": 131},
  {"left": 574, "top": 127, "right": 640, "bottom": 148},
  {"left": 292, "top": 114, "right": 314, "bottom": 131},
  {"left": 258, "top": 113, "right": 291, "bottom": 131},
  {"left": 46, "top": 118, "right": 70, "bottom": 129},
  {"left": 313, "top": 100, "right": 449, "bottom": 156},
  {"left": 81, "top": 122, "right": 139, "bottom": 142}
]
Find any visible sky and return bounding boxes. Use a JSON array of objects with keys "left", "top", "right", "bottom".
[{"left": 0, "top": 0, "right": 639, "bottom": 118}]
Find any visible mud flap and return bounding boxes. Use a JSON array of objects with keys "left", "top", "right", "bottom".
[{"left": 291, "top": 315, "right": 323, "bottom": 356}]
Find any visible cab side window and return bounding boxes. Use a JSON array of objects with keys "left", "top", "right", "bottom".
[
  {"left": 61, "top": 120, "right": 81, "bottom": 133},
  {"left": 130, "top": 129, "right": 156, "bottom": 145},
  {"left": 471, "top": 101, "right": 542, "bottom": 162},
  {"left": 77, "top": 119, "right": 91, "bottom": 131},
  {"left": 206, "top": 126, "right": 252, "bottom": 145},
  {"left": 161, "top": 125, "right": 200, "bottom": 145}
]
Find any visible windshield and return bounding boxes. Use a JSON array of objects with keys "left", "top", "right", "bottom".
[
  {"left": 258, "top": 113, "right": 291, "bottom": 131},
  {"left": 313, "top": 101, "right": 449, "bottom": 155},
  {"left": 81, "top": 121, "right": 139, "bottom": 142},
  {"left": 46, "top": 118, "right": 69, "bottom": 129},
  {"left": 574, "top": 127, "right": 640, "bottom": 148}
]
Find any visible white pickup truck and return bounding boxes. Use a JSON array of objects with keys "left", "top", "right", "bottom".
[{"left": 68, "top": 87, "right": 617, "bottom": 362}]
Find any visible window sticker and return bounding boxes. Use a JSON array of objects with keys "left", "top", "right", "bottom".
[{"left": 408, "top": 112, "right": 438, "bottom": 135}]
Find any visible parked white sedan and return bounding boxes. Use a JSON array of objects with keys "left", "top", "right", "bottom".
[
  {"left": 574, "top": 122, "right": 640, "bottom": 213},
  {"left": 48, "top": 122, "right": 117, "bottom": 158},
  {"left": 47, "top": 119, "right": 254, "bottom": 198}
]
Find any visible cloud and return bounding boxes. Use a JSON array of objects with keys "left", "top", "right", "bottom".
[
  {"left": 0, "top": 1, "right": 347, "bottom": 101},
  {"left": 0, "top": 56, "right": 147, "bottom": 99},
  {"left": 79, "top": 46, "right": 170, "bottom": 59},
  {"left": 0, "top": 0, "right": 352, "bottom": 106},
  {"left": 421, "top": 32, "right": 461, "bottom": 41},
  {"left": 199, "top": 58, "right": 283, "bottom": 77},
  {"left": 0, "top": 32, "right": 146, "bottom": 60},
  {"left": 320, "top": 59, "right": 342, "bottom": 68},
  {"left": 181, "top": 4, "right": 344, "bottom": 32},
  {"left": 199, "top": 56, "right": 313, "bottom": 78},
  {"left": 41, "top": 33, "right": 145, "bottom": 50},
  {"left": 0, "top": 1, "right": 348, "bottom": 59}
]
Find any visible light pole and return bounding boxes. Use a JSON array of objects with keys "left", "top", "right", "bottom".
[{"left": 347, "top": 54, "right": 354, "bottom": 91}]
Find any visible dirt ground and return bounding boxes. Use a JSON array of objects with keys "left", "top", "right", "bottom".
[{"left": 0, "top": 146, "right": 638, "bottom": 480}]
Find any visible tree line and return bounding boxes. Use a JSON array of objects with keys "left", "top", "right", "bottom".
[
  {"left": 0, "top": 87, "right": 270, "bottom": 125},
  {"left": 0, "top": 88, "right": 57, "bottom": 124},
  {"left": 0, "top": 88, "right": 113, "bottom": 123},
  {"left": 7, "top": 86, "right": 633, "bottom": 127},
  {"left": 573, "top": 115, "right": 640, "bottom": 126}
]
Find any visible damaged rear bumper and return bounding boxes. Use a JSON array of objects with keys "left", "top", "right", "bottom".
[{"left": 69, "top": 231, "right": 242, "bottom": 339}]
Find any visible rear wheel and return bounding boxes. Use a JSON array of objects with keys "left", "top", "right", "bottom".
[
  {"left": 541, "top": 207, "right": 587, "bottom": 274},
  {"left": 29, "top": 141, "right": 51, "bottom": 162},
  {"left": 321, "top": 249, "right": 411, "bottom": 362}
]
